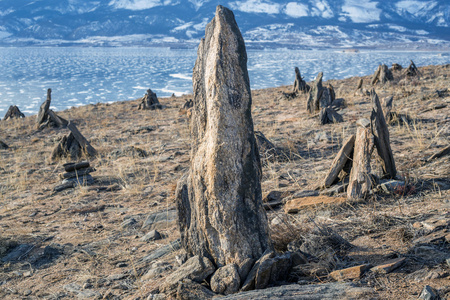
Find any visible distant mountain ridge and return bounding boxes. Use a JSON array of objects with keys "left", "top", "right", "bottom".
[{"left": 0, "top": 0, "right": 449, "bottom": 49}]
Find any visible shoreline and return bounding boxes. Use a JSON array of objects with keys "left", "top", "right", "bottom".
[{"left": 2, "top": 59, "right": 450, "bottom": 118}]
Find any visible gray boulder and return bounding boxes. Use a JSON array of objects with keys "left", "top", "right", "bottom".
[
  {"left": 210, "top": 264, "right": 241, "bottom": 295},
  {"left": 161, "top": 255, "right": 215, "bottom": 293}
]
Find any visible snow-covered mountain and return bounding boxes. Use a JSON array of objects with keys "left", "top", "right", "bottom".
[{"left": 0, "top": 0, "right": 449, "bottom": 49}]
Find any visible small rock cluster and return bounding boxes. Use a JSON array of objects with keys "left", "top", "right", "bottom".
[
  {"left": 54, "top": 161, "right": 95, "bottom": 192},
  {"left": 2, "top": 105, "right": 25, "bottom": 121},
  {"left": 282, "top": 67, "right": 310, "bottom": 99},
  {"left": 371, "top": 64, "right": 394, "bottom": 85},
  {"left": 307, "top": 72, "right": 344, "bottom": 125},
  {"left": 321, "top": 90, "right": 398, "bottom": 200},
  {"left": 292, "top": 67, "right": 310, "bottom": 94},
  {"left": 138, "top": 89, "right": 163, "bottom": 110},
  {"left": 405, "top": 60, "right": 421, "bottom": 77}
]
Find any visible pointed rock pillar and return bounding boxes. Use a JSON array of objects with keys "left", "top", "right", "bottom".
[
  {"left": 370, "top": 90, "right": 396, "bottom": 178},
  {"left": 176, "top": 5, "right": 272, "bottom": 269},
  {"left": 36, "top": 88, "right": 51, "bottom": 128}
]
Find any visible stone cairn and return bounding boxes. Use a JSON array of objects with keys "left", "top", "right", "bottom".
[
  {"left": 2, "top": 105, "right": 25, "bottom": 121},
  {"left": 321, "top": 90, "right": 397, "bottom": 200},
  {"left": 307, "top": 72, "right": 343, "bottom": 125},
  {"left": 54, "top": 161, "right": 95, "bottom": 192},
  {"left": 167, "top": 6, "right": 291, "bottom": 297},
  {"left": 371, "top": 64, "right": 393, "bottom": 85},
  {"left": 138, "top": 89, "right": 162, "bottom": 110},
  {"left": 35, "top": 89, "right": 97, "bottom": 160}
]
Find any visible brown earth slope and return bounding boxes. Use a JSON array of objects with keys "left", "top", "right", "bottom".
[{"left": 0, "top": 63, "right": 449, "bottom": 299}]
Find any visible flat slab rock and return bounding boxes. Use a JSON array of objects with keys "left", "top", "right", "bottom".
[
  {"left": 413, "top": 229, "right": 450, "bottom": 245},
  {"left": 329, "top": 264, "right": 371, "bottom": 281},
  {"left": 284, "top": 196, "right": 346, "bottom": 213},
  {"left": 140, "top": 239, "right": 181, "bottom": 264},
  {"left": 142, "top": 209, "right": 177, "bottom": 230},
  {"left": 215, "top": 282, "right": 373, "bottom": 299},
  {"left": 420, "top": 215, "right": 450, "bottom": 231},
  {"left": 370, "top": 257, "right": 405, "bottom": 274}
]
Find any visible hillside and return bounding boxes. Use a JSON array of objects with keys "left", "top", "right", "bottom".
[
  {"left": 0, "top": 0, "right": 449, "bottom": 49},
  {"left": 0, "top": 63, "right": 449, "bottom": 299}
]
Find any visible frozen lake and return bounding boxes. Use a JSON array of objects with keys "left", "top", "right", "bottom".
[{"left": 0, "top": 47, "right": 449, "bottom": 116}]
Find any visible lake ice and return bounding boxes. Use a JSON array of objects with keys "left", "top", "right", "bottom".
[{"left": 0, "top": 47, "right": 448, "bottom": 116}]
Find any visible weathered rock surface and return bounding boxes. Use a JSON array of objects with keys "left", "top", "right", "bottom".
[
  {"left": 322, "top": 135, "right": 355, "bottom": 188},
  {"left": 36, "top": 88, "right": 52, "bottom": 127},
  {"left": 307, "top": 72, "right": 324, "bottom": 113},
  {"left": 217, "top": 282, "right": 373, "bottom": 299},
  {"left": 329, "top": 264, "right": 371, "bottom": 281},
  {"left": 141, "top": 262, "right": 172, "bottom": 281},
  {"left": 140, "top": 230, "right": 162, "bottom": 242},
  {"left": 292, "top": 67, "right": 309, "bottom": 94},
  {"left": 51, "top": 122, "right": 97, "bottom": 160},
  {"left": 370, "top": 257, "right": 405, "bottom": 274},
  {"left": 406, "top": 60, "right": 421, "bottom": 77},
  {"left": 240, "top": 251, "right": 292, "bottom": 291},
  {"left": 176, "top": 279, "right": 217, "bottom": 300},
  {"left": 121, "top": 217, "right": 137, "bottom": 229},
  {"left": 1, "top": 244, "right": 34, "bottom": 262},
  {"left": 320, "top": 181, "right": 349, "bottom": 196},
  {"left": 371, "top": 64, "right": 393, "bottom": 85},
  {"left": 419, "top": 285, "right": 440, "bottom": 300},
  {"left": 347, "top": 122, "right": 374, "bottom": 200},
  {"left": 175, "top": 5, "right": 271, "bottom": 271},
  {"left": 319, "top": 107, "right": 343, "bottom": 125},
  {"left": 51, "top": 133, "right": 81, "bottom": 160},
  {"left": 161, "top": 255, "right": 215, "bottom": 293},
  {"left": 140, "top": 239, "right": 182, "bottom": 263},
  {"left": 3, "top": 105, "right": 25, "bottom": 121},
  {"left": 370, "top": 90, "right": 396, "bottom": 178},
  {"left": 210, "top": 264, "right": 241, "bottom": 295},
  {"left": 138, "top": 89, "right": 162, "bottom": 110},
  {"left": 391, "top": 63, "right": 403, "bottom": 71},
  {"left": 292, "top": 190, "right": 319, "bottom": 198},
  {"left": 379, "top": 180, "right": 405, "bottom": 194},
  {"left": 142, "top": 209, "right": 177, "bottom": 230}
]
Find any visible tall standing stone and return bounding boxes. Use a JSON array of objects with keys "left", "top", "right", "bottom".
[
  {"left": 370, "top": 90, "right": 396, "bottom": 178},
  {"left": 347, "top": 120, "right": 374, "bottom": 200},
  {"left": 36, "top": 88, "right": 51, "bottom": 128},
  {"left": 307, "top": 72, "right": 324, "bottom": 113},
  {"left": 176, "top": 5, "right": 272, "bottom": 270},
  {"left": 293, "top": 67, "right": 309, "bottom": 94}
]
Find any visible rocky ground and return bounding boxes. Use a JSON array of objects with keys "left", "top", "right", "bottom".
[{"left": 0, "top": 63, "right": 449, "bottom": 299}]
